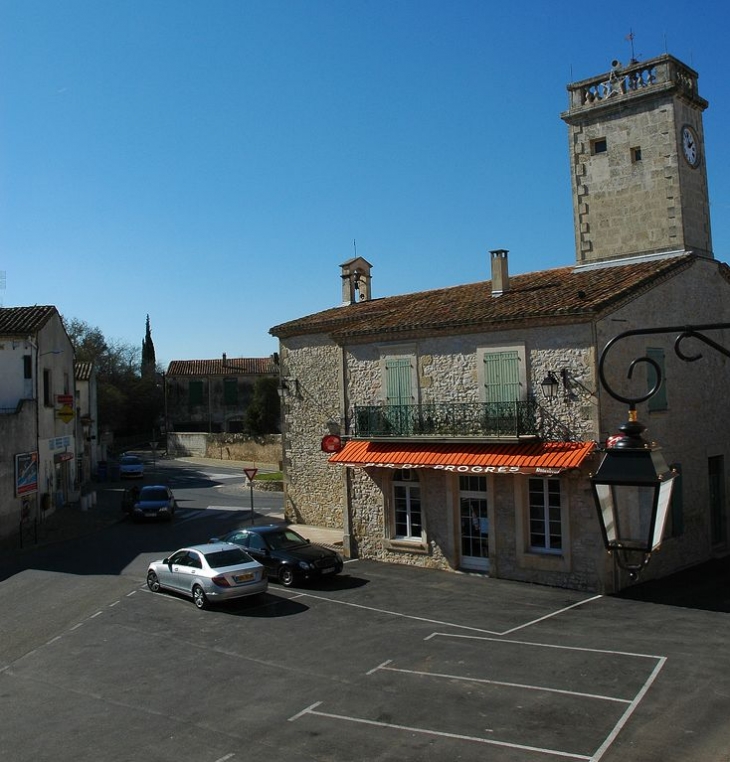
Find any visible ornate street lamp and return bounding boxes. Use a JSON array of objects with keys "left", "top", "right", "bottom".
[{"left": 592, "top": 323, "right": 730, "bottom": 578}]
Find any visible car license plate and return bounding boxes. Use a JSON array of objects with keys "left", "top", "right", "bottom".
[
  {"left": 234, "top": 573, "right": 254, "bottom": 583},
  {"left": 321, "top": 567, "right": 335, "bottom": 574}
]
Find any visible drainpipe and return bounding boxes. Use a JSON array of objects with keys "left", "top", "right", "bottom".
[{"left": 338, "top": 343, "right": 356, "bottom": 558}]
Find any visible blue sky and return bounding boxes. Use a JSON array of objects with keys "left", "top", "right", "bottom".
[{"left": 2, "top": 1, "right": 728, "bottom": 366}]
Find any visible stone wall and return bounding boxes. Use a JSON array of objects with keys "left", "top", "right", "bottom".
[{"left": 168, "top": 432, "right": 282, "bottom": 467}]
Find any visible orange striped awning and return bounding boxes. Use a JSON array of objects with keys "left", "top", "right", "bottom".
[{"left": 328, "top": 440, "right": 596, "bottom": 476}]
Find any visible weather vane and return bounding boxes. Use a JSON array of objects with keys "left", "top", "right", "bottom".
[{"left": 626, "top": 30, "right": 638, "bottom": 63}]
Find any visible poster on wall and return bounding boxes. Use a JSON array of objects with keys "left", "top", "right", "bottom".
[{"left": 15, "top": 452, "right": 39, "bottom": 496}]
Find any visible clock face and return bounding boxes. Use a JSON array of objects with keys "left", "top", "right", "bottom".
[{"left": 682, "top": 125, "right": 700, "bottom": 167}]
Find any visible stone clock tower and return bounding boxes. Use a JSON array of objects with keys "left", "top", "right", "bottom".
[{"left": 561, "top": 54, "right": 713, "bottom": 265}]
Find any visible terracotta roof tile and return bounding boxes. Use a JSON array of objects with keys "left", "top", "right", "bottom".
[
  {"left": 74, "top": 361, "right": 93, "bottom": 381},
  {"left": 271, "top": 255, "right": 713, "bottom": 341},
  {"left": 166, "top": 357, "right": 277, "bottom": 376},
  {"left": 0, "top": 306, "right": 58, "bottom": 335}
]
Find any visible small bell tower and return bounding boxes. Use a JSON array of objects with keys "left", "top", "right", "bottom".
[{"left": 340, "top": 257, "right": 372, "bottom": 305}]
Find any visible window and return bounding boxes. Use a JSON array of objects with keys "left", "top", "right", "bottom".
[
  {"left": 393, "top": 469, "right": 422, "bottom": 540},
  {"left": 43, "top": 368, "right": 52, "bottom": 406},
  {"left": 483, "top": 350, "right": 521, "bottom": 402},
  {"left": 646, "top": 347, "right": 667, "bottom": 411},
  {"left": 23, "top": 355, "right": 32, "bottom": 379},
  {"left": 591, "top": 138, "right": 607, "bottom": 154},
  {"left": 459, "top": 475, "right": 489, "bottom": 566},
  {"left": 247, "top": 533, "right": 267, "bottom": 551},
  {"left": 631, "top": 146, "right": 642, "bottom": 162},
  {"left": 528, "top": 477, "right": 562, "bottom": 552},
  {"left": 224, "top": 378, "right": 238, "bottom": 405},
  {"left": 385, "top": 357, "right": 413, "bottom": 434},
  {"left": 188, "top": 380, "right": 204, "bottom": 406}
]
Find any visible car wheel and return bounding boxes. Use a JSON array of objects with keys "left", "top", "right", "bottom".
[
  {"left": 192, "top": 585, "right": 209, "bottom": 610},
  {"left": 279, "top": 566, "right": 295, "bottom": 587},
  {"left": 146, "top": 570, "right": 160, "bottom": 593}
]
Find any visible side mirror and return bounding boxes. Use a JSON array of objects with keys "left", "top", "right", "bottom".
[
  {"left": 162, "top": 557, "right": 169, "bottom": 565},
  {"left": 209, "top": 537, "right": 219, "bottom": 543},
  {"left": 306, "top": 538, "right": 311, "bottom": 544}
]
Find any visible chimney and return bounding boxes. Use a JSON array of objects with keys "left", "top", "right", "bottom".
[{"left": 490, "top": 249, "right": 509, "bottom": 296}]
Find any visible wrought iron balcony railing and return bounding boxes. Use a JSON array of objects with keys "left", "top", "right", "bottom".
[{"left": 353, "top": 401, "right": 574, "bottom": 441}]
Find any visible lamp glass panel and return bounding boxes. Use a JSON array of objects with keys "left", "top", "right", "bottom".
[
  {"left": 651, "top": 475, "right": 676, "bottom": 549},
  {"left": 595, "top": 483, "right": 656, "bottom": 551}
]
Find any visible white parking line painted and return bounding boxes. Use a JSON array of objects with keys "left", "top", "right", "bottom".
[
  {"left": 292, "top": 703, "right": 592, "bottom": 760},
  {"left": 421, "top": 631, "right": 667, "bottom": 760},
  {"left": 426, "top": 631, "right": 666, "bottom": 661},
  {"left": 498, "top": 596, "right": 603, "bottom": 635},
  {"left": 590, "top": 657, "right": 667, "bottom": 762},
  {"left": 371, "top": 661, "right": 631, "bottom": 704},
  {"left": 278, "top": 591, "right": 503, "bottom": 634},
  {"left": 288, "top": 701, "right": 322, "bottom": 722},
  {"left": 278, "top": 590, "right": 602, "bottom": 637}
]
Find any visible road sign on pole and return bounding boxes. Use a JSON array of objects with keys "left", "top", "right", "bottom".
[{"left": 243, "top": 468, "right": 258, "bottom": 523}]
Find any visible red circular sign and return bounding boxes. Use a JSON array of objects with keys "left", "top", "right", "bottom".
[{"left": 321, "top": 435, "right": 342, "bottom": 453}]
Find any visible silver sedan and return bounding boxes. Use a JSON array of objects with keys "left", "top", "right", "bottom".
[{"left": 146, "top": 543, "right": 268, "bottom": 609}]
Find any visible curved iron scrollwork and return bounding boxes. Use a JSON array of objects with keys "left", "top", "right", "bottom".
[{"left": 598, "top": 322, "right": 730, "bottom": 407}]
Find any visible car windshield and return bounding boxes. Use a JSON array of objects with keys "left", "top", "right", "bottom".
[
  {"left": 204, "top": 548, "right": 252, "bottom": 568},
  {"left": 140, "top": 488, "right": 168, "bottom": 501},
  {"left": 122, "top": 456, "right": 140, "bottom": 465},
  {"left": 266, "top": 529, "right": 307, "bottom": 550}
]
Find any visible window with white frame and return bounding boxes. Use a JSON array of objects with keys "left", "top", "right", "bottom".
[
  {"left": 528, "top": 477, "right": 562, "bottom": 553},
  {"left": 392, "top": 469, "right": 422, "bottom": 540}
]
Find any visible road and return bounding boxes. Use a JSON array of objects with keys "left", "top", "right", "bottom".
[{"left": 2, "top": 459, "right": 730, "bottom": 761}]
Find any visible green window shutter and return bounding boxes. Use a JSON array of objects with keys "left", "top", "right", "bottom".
[
  {"left": 484, "top": 351, "right": 520, "bottom": 402},
  {"left": 224, "top": 378, "right": 238, "bottom": 405},
  {"left": 189, "top": 380, "right": 203, "bottom": 406},
  {"left": 646, "top": 347, "right": 667, "bottom": 411},
  {"left": 386, "top": 358, "right": 412, "bottom": 404}
]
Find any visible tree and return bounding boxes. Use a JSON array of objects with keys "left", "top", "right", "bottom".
[
  {"left": 63, "top": 315, "right": 162, "bottom": 442},
  {"left": 245, "top": 377, "right": 281, "bottom": 435},
  {"left": 141, "top": 314, "right": 156, "bottom": 377}
]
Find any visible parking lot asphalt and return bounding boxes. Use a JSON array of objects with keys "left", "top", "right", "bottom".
[{"left": 3, "top": 459, "right": 730, "bottom": 759}]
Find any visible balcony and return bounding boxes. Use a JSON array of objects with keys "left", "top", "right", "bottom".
[{"left": 353, "top": 401, "right": 574, "bottom": 442}]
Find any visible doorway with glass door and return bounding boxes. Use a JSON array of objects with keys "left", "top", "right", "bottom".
[{"left": 459, "top": 475, "right": 490, "bottom": 572}]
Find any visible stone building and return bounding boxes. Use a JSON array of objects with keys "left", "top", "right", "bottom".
[
  {"left": 164, "top": 356, "right": 278, "bottom": 434},
  {"left": 270, "top": 54, "right": 730, "bottom": 593}
]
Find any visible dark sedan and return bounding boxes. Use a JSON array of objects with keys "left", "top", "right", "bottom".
[{"left": 210, "top": 524, "right": 343, "bottom": 587}]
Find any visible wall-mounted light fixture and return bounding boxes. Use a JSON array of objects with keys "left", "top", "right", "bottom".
[
  {"left": 540, "top": 371, "right": 560, "bottom": 400},
  {"left": 540, "top": 368, "right": 595, "bottom": 401},
  {"left": 278, "top": 377, "right": 299, "bottom": 397}
]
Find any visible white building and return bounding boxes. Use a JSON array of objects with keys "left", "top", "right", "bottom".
[{"left": 0, "top": 306, "right": 78, "bottom": 542}]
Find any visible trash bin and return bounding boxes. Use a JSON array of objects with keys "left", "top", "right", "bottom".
[
  {"left": 97, "top": 461, "right": 107, "bottom": 481},
  {"left": 109, "top": 462, "right": 120, "bottom": 480}
]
